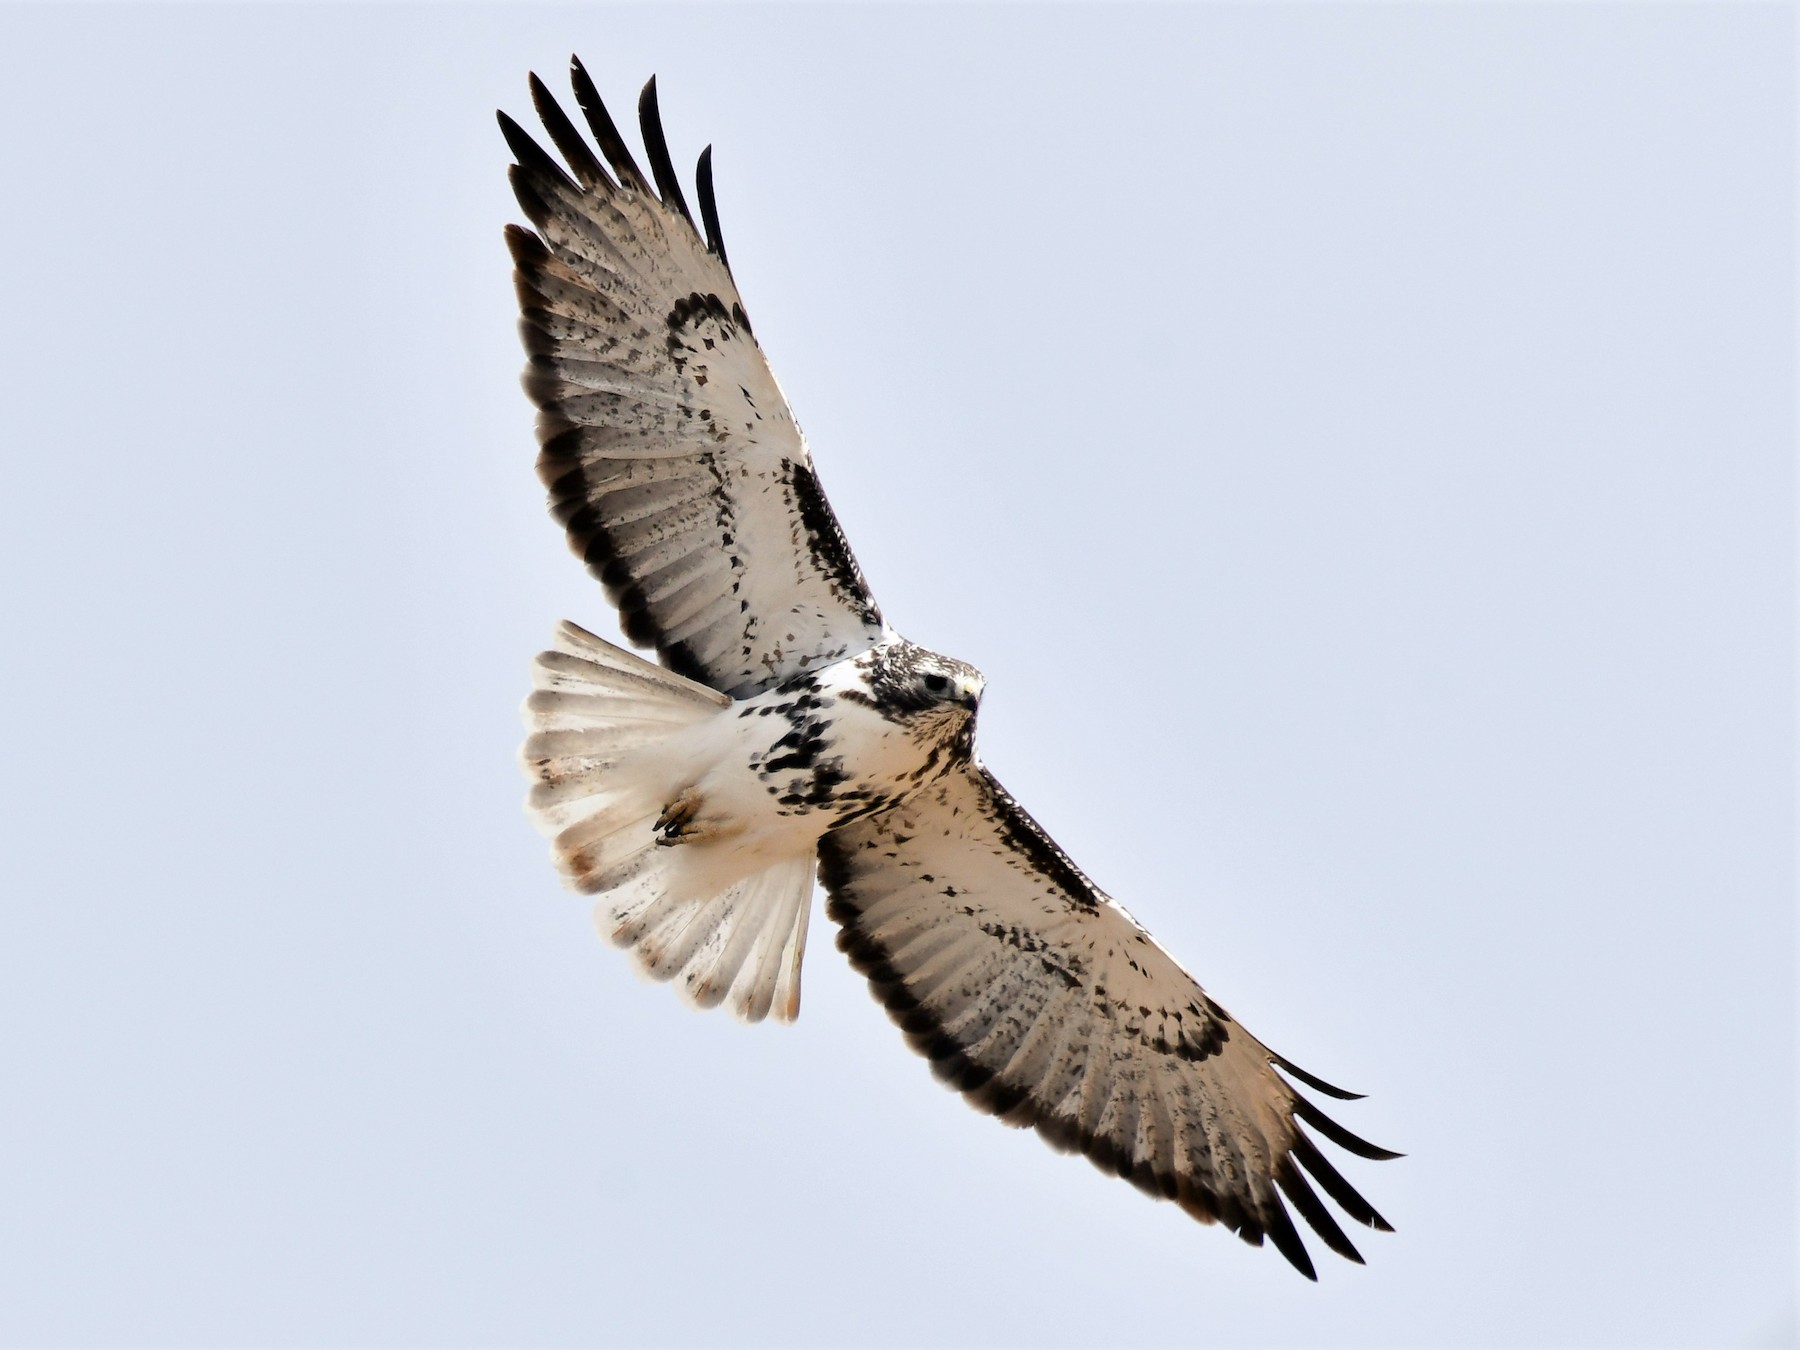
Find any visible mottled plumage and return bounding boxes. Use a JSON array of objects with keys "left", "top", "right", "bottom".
[{"left": 506, "top": 60, "right": 1396, "bottom": 1279}]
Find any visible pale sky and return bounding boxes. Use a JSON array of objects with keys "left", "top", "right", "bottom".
[{"left": 0, "top": 4, "right": 1793, "bottom": 1347}]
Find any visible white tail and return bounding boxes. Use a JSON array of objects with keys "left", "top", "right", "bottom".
[{"left": 521, "top": 621, "right": 815, "bottom": 1022}]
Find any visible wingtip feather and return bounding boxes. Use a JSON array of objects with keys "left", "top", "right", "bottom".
[
  {"left": 569, "top": 55, "right": 651, "bottom": 191},
  {"left": 1290, "top": 1131, "right": 1395, "bottom": 1233},
  {"left": 1292, "top": 1094, "right": 1403, "bottom": 1161},
  {"left": 1271, "top": 1052, "right": 1365, "bottom": 1100},
  {"left": 696, "top": 144, "right": 731, "bottom": 269},
  {"left": 1276, "top": 1161, "right": 1366, "bottom": 1264},
  {"left": 1261, "top": 1200, "right": 1319, "bottom": 1281},
  {"left": 637, "top": 75, "right": 697, "bottom": 228},
  {"left": 497, "top": 108, "right": 577, "bottom": 194},
  {"left": 529, "top": 69, "right": 611, "bottom": 188}
]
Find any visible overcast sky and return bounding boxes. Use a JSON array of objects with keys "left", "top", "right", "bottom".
[{"left": 0, "top": 4, "right": 1793, "bottom": 1347}]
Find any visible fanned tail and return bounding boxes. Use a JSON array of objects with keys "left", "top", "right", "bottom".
[
  {"left": 605, "top": 852, "right": 814, "bottom": 1022},
  {"left": 520, "top": 620, "right": 815, "bottom": 1022}
]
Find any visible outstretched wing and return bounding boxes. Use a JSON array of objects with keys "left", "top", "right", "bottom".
[
  {"left": 818, "top": 766, "right": 1397, "bottom": 1278},
  {"left": 501, "top": 61, "right": 885, "bottom": 698}
]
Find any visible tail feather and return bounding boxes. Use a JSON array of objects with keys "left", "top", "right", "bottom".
[
  {"left": 678, "top": 856, "right": 813, "bottom": 1021},
  {"left": 521, "top": 620, "right": 816, "bottom": 1023},
  {"left": 600, "top": 853, "right": 816, "bottom": 1023},
  {"left": 629, "top": 886, "right": 721, "bottom": 977},
  {"left": 688, "top": 895, "right": 769, "bottom": 1010},
  {"left": 742, "top": 863, "right": 811, "bottom": 1021},
  {"left": 554, "top": 813, "right": 657, "bottom": 891},
  {"left": 532, "top": 789, "right": 640, "bottom": 845},
  {"left": 522, "top": 619, "right": 722, "bottom": 874}
]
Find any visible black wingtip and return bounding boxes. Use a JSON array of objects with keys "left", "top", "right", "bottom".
[
  {"left": 1276, "top": 1162, "right": 1365, "bottom": 1265},
  {"left": 529, "top": 69, "right": 610, "bottom": 189},
  {"left": 1292, "top": 1095, "right": 1404, "bottom": 1162},
  {"left": 1290, "top": 1131, "right": 1396, "bottom": 1233},
  {"left": 1271, "top": 1053, "right": 1365, "bottom": 1101},
  {"left": 496, "top": 109, "right": 577, "bottom": 195},
  {"left": 637, "top": 75, "right": 696, "bottom": 228},
  {"left": 696, "top": 144, "right": 730, "bottom": 269},
  {"left": 1262, "top": 1201, "right": 1319, "bottom": 1281},
  {"left": 569, "top": 54, "right": 650, "bottom": 192}
]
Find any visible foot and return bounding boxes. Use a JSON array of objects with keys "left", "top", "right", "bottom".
[{"left": 654, "top": 787, "right": 705, "bottom": 846}]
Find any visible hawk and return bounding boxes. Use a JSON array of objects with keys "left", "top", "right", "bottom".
[{"left": 502, "top": 59, "right": 1397, "bottom": 1279}]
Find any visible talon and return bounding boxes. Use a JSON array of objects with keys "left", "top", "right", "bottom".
[{"left": 654, "top": 788, "right": 703, "bottom": 846}]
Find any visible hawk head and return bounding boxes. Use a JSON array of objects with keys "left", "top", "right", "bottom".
[{"left": 862, "top": 639, "right": 985, "bottom": 731}]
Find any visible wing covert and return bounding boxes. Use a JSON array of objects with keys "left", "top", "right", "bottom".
[
  {"left": 503, "top": 61, "right": 885, "bottom": 697},
  {"left": 817, "top": 766, "right": 1397, "bottom": 1278}
]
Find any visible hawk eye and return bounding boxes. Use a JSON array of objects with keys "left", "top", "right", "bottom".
[{"left": 923, "top": 673, "right": 950, "bottom": 694}]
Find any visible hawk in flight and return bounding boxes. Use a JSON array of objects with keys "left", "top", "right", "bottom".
[{"left": 502, "top": 59, "right": 1396, "bottom": 1278}]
